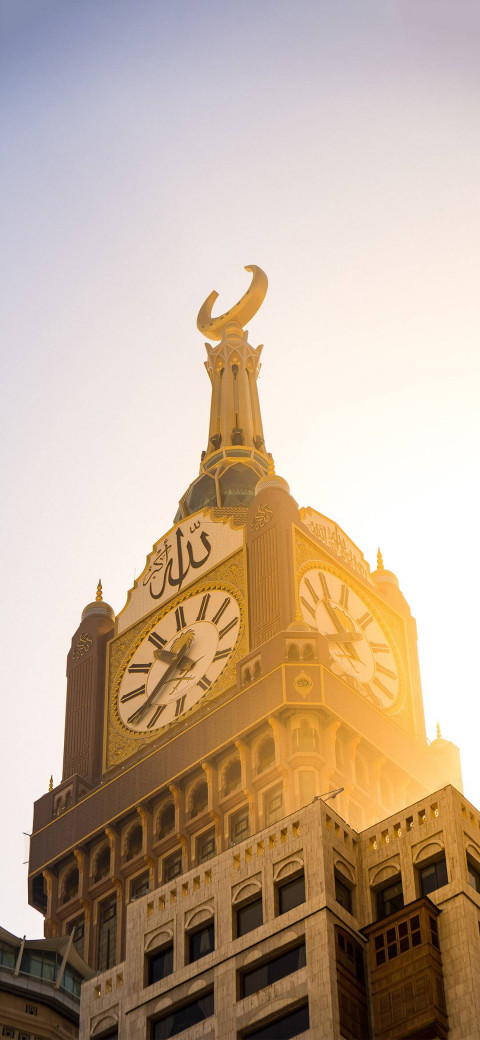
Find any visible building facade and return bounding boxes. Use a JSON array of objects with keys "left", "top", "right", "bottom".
[
  {"left": 79, "top": 785, "right": 480, "bottom": 1039},
  {"left": 27, "top": 266, "right": 472, "bottom": 1037},
  {"left": 0, "top": 926, "right": 92, "bottom": 1039}
]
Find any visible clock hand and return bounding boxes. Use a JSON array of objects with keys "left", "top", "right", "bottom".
[
  {"left": 127, "top": 631, "right": 195, "bottom": 725},
  {"left": 322, "top": 599, "right": 361, "bottom": 662}
]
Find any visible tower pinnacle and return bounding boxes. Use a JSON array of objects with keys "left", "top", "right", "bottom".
[{"left": 175, "top": 265, "right": 273, "bottom": 521}]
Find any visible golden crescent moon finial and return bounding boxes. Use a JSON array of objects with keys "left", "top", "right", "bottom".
[{"left": 197, "top": 265, "right": 268, "bottom": 341}]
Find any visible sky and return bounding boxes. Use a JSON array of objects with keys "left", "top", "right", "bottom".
[{"left": 1, "top": 0, "right": 479, "bottom": 937}]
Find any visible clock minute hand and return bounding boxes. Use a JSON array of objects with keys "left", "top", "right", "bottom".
[
  {"left": 127, "top": 632, "right": 194, "bottom": 725},
  {"left": 322, "top": 599, "right": 361, "bottom": 661}
]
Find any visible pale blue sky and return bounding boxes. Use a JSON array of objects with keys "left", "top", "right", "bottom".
[{"left": 2, "top": 0, "right": 479, "bottom": 935}]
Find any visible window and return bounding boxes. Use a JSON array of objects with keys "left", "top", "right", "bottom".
[
  {"left": 292, "top": 720, "right": 318, "bottom": 752},
  {"left": 62, "top": 965, "right": 82, "bottom": 998},
  {"left": 230, "top": 807, "right": 249, "bottom": 845},
  {"left": 264, "top": 784, "right": 283, "bottom": 826},
  {"left": 374, "top": 913, "right": 422, "bottom": 966},
  {"left": 276, "top": 871, "right": 305, "bottom": 916},
  {"left": 130, "top": 871, "right": 150, "bottom": 901},
  {"left": 257, "top": 736, "right": 275, "bottom": 773},
  {"left": 125, "top": 823, "right": 142, "bottom": 860},
  {"left": 67, "top": 915, "right": 85, "bottom": 958},
  {"left": 335, "top": 927, "right": 365, "bottom": 982},
  {"left": 418, "top": 855, "right": 448, "bottom": 897},
  {"left": 241, "top": 1001, "right": 309, "bottom": 1039},
  {"left": 375, "top": 876, "right": 404, "bottom": 919},
  {"left": 240, "top": 940, "right": 306, "bottom": 998},
  {"left": 335, "top": 869, "right": 353, "bottom": 914},
  {"left": 163, "top": 849, "right": 182, "bottom": 882},
  {"left": 147, "top": 943, "right": 173, "bottom": 985},
  {"left": 235, "top": 893, "right": 263, "bottom": 937},
  {"left": 190, "top": 781, "right": 208, "bottom": 818},
  {"left": 187, "top": 920, "right": 214, "bottom": 963},
  {"left": 152, "top": 989, "right": 214, "bottom": 1039},
  {"left": 196, "top": 829, "right": 216, "bottom": 864},
  {"left": 157, "top": 802, "right": 175, "bottom": 839},
  {"left": 467, "top": 855, "right": 480, "bottom": 894},
  {"left": 21, "top": 950, "right": 57, "bottom": 982},
  {"left": 223, "top": 758, "right": 241, "bottom": 795},
  {"left": 61, "top": 866, "right": 79, "bottom": 904},
  {"left": 93, "top": 844, "right": 110, "bottom": 882},
  {"left": 0, "top": 940, "right": 16, "bottom": 969},
  {"left": 97, "top": 895, "right": 116, "bottom": 972}
]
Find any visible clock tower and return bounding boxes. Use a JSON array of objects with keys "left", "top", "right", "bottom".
[{"left": 28, "top": 265, "right": 461, "bottom": 974}]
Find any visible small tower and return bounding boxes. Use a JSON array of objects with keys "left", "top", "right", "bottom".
[{"left": 62, "top": 580, "right": 115, "bottom": 784}]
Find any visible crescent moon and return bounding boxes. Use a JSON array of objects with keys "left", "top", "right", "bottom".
[{"left": 197, "top": 265, "right": 268, "bottom": 341}]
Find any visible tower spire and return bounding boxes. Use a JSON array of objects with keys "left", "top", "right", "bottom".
[
  {"left": 198, "top": 265, "right": 268, "bottom": 456},
  {"left": 175, "top": 265, "right": 273, "bottom": 521}
]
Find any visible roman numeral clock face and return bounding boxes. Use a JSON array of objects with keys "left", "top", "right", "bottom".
[
  {"left": 117, "top": 589, "right": 241, "bottom": 733},
  {"left": 299, "top": 568, "right": 399, "bottom": 708}
]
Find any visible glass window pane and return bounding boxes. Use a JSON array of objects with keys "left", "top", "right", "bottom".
[
  {"left": 188, "top": 922, "right": 214, "bottom": 962},
  {"left": 148, "top": 944, "right": 173, "bottom": 985},
  {"left": 277, "top": 873, "right": 305, "bottom": 915},
  {"left": 241, "top": 941, "right": 306, "bottom": 998},
  {"left": 242, "top": 1002, "right": 310, "bottom": 1039},
  {"left": 153, "top": 990, "right": 214, "bottom": 1039},
  {"left": 236, "top": 896, "right": 263, "bottom": 937}
]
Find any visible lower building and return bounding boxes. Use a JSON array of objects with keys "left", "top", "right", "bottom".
[
  {"left": 79, "top": 783, "right": 480, "bottom": 1039},
  {"left": 0, "top": 927, "right": 92, "bottom": 1039}
]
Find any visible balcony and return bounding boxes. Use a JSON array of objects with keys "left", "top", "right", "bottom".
[{"left": 363, "top": 897, "right": 448, "bottom": 1040}]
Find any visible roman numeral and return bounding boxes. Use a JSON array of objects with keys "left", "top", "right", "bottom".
[
  {"left": 175, "top": 695, "right": 186, "bottom": 716},
  {"left": 219, "top": 616, "right": 239, "bottom": 640},
  {"left": 212, "top": 597, "right": 231, "bottom": 625},
  {"left": 304, "top": 578, "right": 319, "bottom": 603},
  {"left": 300, "top": 595, "right": 316, "bottom": 619},
  {"left": 128, "top": 662, "right": 151, "bottom": 674},
  {"left": 340, "top": 584, "right": 349, "bottom": 609},
  {"left": 121, "top": 684, "right": 146, "bottom": 703},
  {"left": 127, "top": 699, "right": 148, "bottom": 725},
  {"left": 376, "top": 663, "right": 397, "bottom": 680},
  {"left": 213, "top": 647, "right": 232, "bottom": 661},
  {"left": 371, "top": 642, "right": 389, "bottom": 654},
  {"left": 198, "top": 674, "right": 212, "bottom": 691},
  {"left": 147, "top": 704, "right": 166, "bottom": 729},
  {"left": 318, "top": 572, "right": 330, "bottom": 600},
  {"left": 175, "top": 605, "right": 186, "bottom": 631},
  {"left": 148, "top": 631, "right": 167, "bottom": 650},
  {"left": 357, "top": 611, "right": 373, "bottom": 630},
  {"left": 373, "top": 677, "right": 394, "bottom": 700},
  {"left": 196, "top": 593, "right": 211, "bottom": 621}
]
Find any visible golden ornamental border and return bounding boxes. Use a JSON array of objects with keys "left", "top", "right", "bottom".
[
  {"left": 294, "top": 543, "right": 407, "bottom": 718},
  {"left": 105, "top": 552, "right": 247, "bottom": 769}
]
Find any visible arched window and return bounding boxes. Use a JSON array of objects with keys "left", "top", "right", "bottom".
[
  {"left": 158, "top": 802, "right": 175, "bottom": 839},
  {"left": 293, "top": 719, "right": 319, "bottom": 753},
  {"left": 223, "top": 758, "right": 241, "bottom": 796},
  {"left": 94, "top": 845, "right": 110, "bottom": 882},
  {"left": 287, "top": 643, "right": 300, "bottom": 661},
  {"left": 61, "top": 867, "right": 79, "bottom": 904},
  {"left": 303, "top": 643, "right": 314, "bottom": 660},
  {"left": 190, "top": 781, "right": 208, "bottom": 818},
  {"left": 256, "top": 736, "right": 275, "bottom": 774},
  {"left": 355, "top": 755, "right": 368, "bottom": 790},
  {"left": 125, "top": 823, "right": 143, "bottom": 860}
]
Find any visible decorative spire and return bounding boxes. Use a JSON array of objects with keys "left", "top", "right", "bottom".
[
  {"left": 197, "top": 265, "right": 269, "bottom": 457},
  {"left": 49, "top": 775, "right": 53, "bottom": 792},
  {"left": 96, "top": 579, "right": 103, "bottom": 602},
  {"left": 436, "top": 722, "right": 442, "bottom": 740},
  {"left": 377, "top": 548, "right": 384, "bottom": 571}
]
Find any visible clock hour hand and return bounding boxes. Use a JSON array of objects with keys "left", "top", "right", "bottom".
[
  {"left": 127, "top": 631, "right": 194, "bottom": 725},
  {"left": 325, "top": 631, "right": 362, "bottom": 644},
  {"left": 322, "top": 600, "right": 361, "bottom": 662}
]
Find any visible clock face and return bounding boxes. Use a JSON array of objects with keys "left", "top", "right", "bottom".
[
  {"left": 299, "top": 567, "right": 399, "bottom": 708},
  {"left": 117, "top": 589, "right": 241, "bottom": 733}
]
